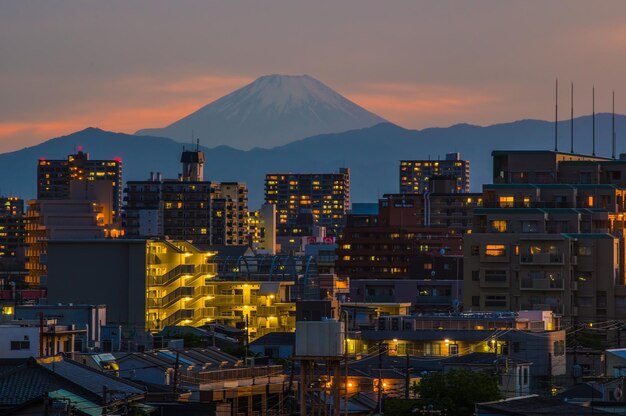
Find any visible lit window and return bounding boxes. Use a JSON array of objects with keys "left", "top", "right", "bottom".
[
  {"left": 485, "top": 244, "right": 507, "bottom": 257},
  {"left": 587, "top": 196, "right": 594, "bottom": 207},
  {"left": 498, "top": 196, "right": 514, "bottom": 208},
  {"left": 491, "top": 220, "right": 507, "bottom": 232}
]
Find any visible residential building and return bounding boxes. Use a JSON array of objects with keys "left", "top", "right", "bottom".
[
  {"left": 400, "top": 152, "right": 470, "bottom": 193},
  {"left": 349, "top": 279, "right": 462, "bottom": 312},
  {"left": 15, "top": 304, "right": 107, "bottom": 351},
  {"left": 24, "top": 199, "right": 105, "bottom": 286},
  {"left": 264, "top": 168, "right": 350, "bottom": 237},
  {"left": 354, "top": 310, "right": 565, "bottom": 394},
  {"left": 124, "top": 150, "right": 249, "bottom": 245},
  {"left": 0, "top": 320, "right": 86, "bottom": 358},
  {"left": 336, "top": 191, "right": 480, "bottom": 282},
  {"left": 46, "top": 240, "right": 299, "bottom": 341},
  {"left": 116, "top": 347, "right": 292, "bottom": 414},
  {"left": 0, "top": 197, "right": 25, "bottom": 261},
  {"left": 0, "top": 355, "right": 146, "bottom": 415},
  {"left": 464, "top": 150, "right": 626, "bottom": 326},
  {"left": 37, "top": 149, "right": 122, "bottom": 221},
  {"left": 248, "top": 203, "right": 277, "bottom": 254}
]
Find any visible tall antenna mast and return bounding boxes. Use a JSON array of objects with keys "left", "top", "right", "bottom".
[
  {"left": 571, "top": 82, "right": 574, "bottom": 153},
  {"left": 613, "top": 90, "right": 616, "bottom": 159},
  {"left": 592, "top": 86, "right": 596, "bottom": 156},
  {"left": 555, "top": 79, "right": 559, "bottom": 152}
]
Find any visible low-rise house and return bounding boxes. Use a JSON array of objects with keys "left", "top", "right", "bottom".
[
  {"left": 0, "top": 320, "right": 86, "bottom": 359},
  {"left": 115, "top": 347, "right": 293, "bottom": 415},
  {"left": 352, "top": 310, "right": 566, "bottom": 394},
  {"left": 0, "top": 355, "right": 147, "bottom": 415},
  {"left": 249, "top": 332, "right": 295, "bottom": 359}
]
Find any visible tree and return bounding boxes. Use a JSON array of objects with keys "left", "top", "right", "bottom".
[{"left": 413, "top": 369, "right": 501, "bottom": 416}]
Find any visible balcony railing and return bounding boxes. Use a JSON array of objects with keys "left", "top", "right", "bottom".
[
  {"left": 162, "top": 309, "right": 194, "bottom": 327},
  {"left": 520, "top": 278, "right": 564, "bottom": 290},
  {"left": 152, "top": 264, "right": 196, "bottom": 285},
  {"left": 520, "top": 253, "right": 564, "bottom": 265}
]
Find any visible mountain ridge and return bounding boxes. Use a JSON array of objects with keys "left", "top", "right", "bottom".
[{"left": 3, "top": 114, "right": 626, "bottom": 208}]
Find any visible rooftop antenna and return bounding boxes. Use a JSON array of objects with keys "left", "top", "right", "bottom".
[
  {"left": 555, "top": 78, "right": 559, "bottom": 152},
  {"left": 592, "top": 86, "right": 596, "bottom": 156},
  {"left": 613, "top": 90, "right": 616, "bottom": 159},
  {"left": 196, "top": 138, "right": 200, "bottom": 151},
  {"left": 570, "top": 82, "right": 574, "bottom": 154}
]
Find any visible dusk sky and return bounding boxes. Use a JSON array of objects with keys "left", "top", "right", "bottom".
[{"left": 2, "top": 1, "right": 626, "bottom": 152}]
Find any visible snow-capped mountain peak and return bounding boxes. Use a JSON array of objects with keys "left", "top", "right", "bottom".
[{"left": 136, "top": 74, "right": 386, "bottom": 149}]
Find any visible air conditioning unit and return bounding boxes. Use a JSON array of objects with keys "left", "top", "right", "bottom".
[
  {"left": 570, "top": 256, "right": 578, "bottom": 265},
  {"left": 391, "top": 317, "right": 401, "bottom": 331},
  {"left": 378, "top": 317, "right": 389, "bottom": 331},
  {"left": 571, "top": 307, "right": 579, "bottom": 316},
  {"left": 403, "top": 319, "right": 416, "bottom": 331},
  {"left": 571, "top": 281, "right": 579, "bottom": 291}
]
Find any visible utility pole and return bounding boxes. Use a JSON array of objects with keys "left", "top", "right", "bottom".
[
  {"left": 343, "top": 311, "right": 349, "bottom": 416},
  {"left": 245, "top": 315, "right": 250, "bottom": 364},
  {"left": 405, "top": 348, "right": 410, "bottom": 399},
  {"left": 377, "top": 341, "right": 383, "bottom": 414},
  {"left": 172, "top": 352, "right": 179, "bottom": 393}
]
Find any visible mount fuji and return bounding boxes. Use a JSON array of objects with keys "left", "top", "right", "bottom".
[{"left": 135, "top": 74, "right": 386, "bottom": 149}]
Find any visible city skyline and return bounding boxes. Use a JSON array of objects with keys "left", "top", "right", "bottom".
[{"left": 3, "top": 1, "right": 626, "bottom": 152}]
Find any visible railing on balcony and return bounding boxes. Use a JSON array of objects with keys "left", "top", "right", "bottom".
[
  {"left": 152, "top": 264, "right": 196, "bottom": 285},
  {"left": 520, "top": 253, "right": 564, "bottom": 265},
  {"left": 162, "top": 309, "right": 194, "bottom": 327},
  {"left": 157, "top": 286, "right": 194, "bottom": 309},
  {"left": 180, "top": 365, "right": 284, "bottom": 384},
  {"left": 212, "top": 295, "right": 243, "bottom": 306},
  {"left": 520, "top": 278, "right": 564, "bottom": 290}
]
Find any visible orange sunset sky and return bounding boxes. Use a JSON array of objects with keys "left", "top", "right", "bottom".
[{"left": 2, "top": 1, "right": 626, "bottom": 152}]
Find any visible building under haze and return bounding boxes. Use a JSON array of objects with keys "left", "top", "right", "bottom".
[{"left": 264, "top": 168, "right": 350, "bottom": 237}]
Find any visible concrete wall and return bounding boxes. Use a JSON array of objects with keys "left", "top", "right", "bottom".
[
  {"left": 46, "top": 240, "right": 147, "bottom": 334},
  {"left": 0, "top": 325, "right": 39, "bottom": 358}
]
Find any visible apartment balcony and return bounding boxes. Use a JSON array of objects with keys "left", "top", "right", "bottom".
[
  {"left": 520, "top": 278, "right": 564, "bottom": 291},
  {"left": 158, "top": 286, "right": 195, "bottom": 309},
  {"left": 520, "top": 253, "right": 564, "bottom": 265},
  {"left": 415, "top": 295, "right": 453, "bottom": 305},
  {"left": 151, "top": 264, "right": 196, "bottom": 286},
  {"left": 162, "top": 309, "right": 194, "bottom": 327},
  {"left": 212, "top": 294, "right": 243, "bottom": 306}
]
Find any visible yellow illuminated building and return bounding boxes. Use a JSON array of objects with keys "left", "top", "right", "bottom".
[{"left": 145, "top": 240, "right": 295, "bottom": 340}]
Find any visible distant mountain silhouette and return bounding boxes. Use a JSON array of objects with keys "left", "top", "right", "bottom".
[
  {"left": 2, "top": 114, "right": 625, "bottom": 208},
  {"left": 136, "top": 74, "right": 386, "bottom": 149}
]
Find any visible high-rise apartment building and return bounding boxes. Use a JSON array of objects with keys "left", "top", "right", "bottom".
[
  {"left": 37, "top": 150, "right": 122, "bottom": 222},
  {"left": 0, "top": 197, "right": 25, "bottom": 260},
  {"left": 464, "top": 150, "right": 626, "bottom": 326},
  {"left": 400, "top": 152, "right": 470, "bottom": 194},
  {"left": 248, "top": 204, "right": 277, "bottom": 254},
  {"left": 124, "top": 150, "right": 248, "bottom": 245},
  {"left": 264, "top": 168, "right": 350, "bottom": 237},
  {"left": 25, "top": 199, "right": 105, "bottom": 286}
]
